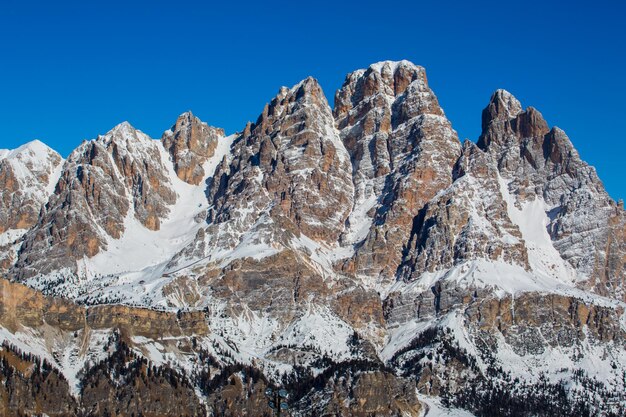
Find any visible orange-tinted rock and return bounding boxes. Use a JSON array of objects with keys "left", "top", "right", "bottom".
[{"left": 162, "top": 111, "right": 224, "bottom": 185}]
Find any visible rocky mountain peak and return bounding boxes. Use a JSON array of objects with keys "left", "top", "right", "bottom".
[
  {"left": 107, "top": 120, "right": 134, "bottom": 134},
  {"left": 294, "top": 75, "right": 320, "bottom": 93},
  {"left": 176, "top": 110, "right": 196, "bottom": 120},
  {"left": 256, "top": 77, "right": 329, "bottom": 132},
  {"left": 476, "top": 90, "right": 626, "bottom": 301},
  {"left": 477, "top": 91, "right": 587, "bottom": 197},
  {"left": 205, "top": 76, "right": 353, "bottom": 246},
  {"left": 478, "top": 91, "right": 550, "bottom": 175},
  {"left": 334, "top": 60, "right": 429, "bottom": 123},
  {"left": 1, "top": 138, "right": 51, "bottom": 156},
  {"left": 0, "top": 139, "right": 63, "bottom": 271},
  {"left": 372, "top": 60, "right": 426, "bottom": 96},
  {"left": 97, "top": 121, "right": 153, "bottom": 149},
  {"left": 481, "top": 89, "right": 523, "bottom": 130},
  {"left": 169, "top": 111, "right": 222, "bottom": 136},
  {"left": 0, "top": 140, "right": 62, "bottom": 176},
  {"left": 14, "top": 122, "right": 177, "bottom": 278},
  {"left": 162, "top": 111, "right": 224, "bottom": 185},
  {"left": 480, "top": 90, "right": 551, "bottom": 146},
  {"left": 334, "top": 60, "right": 460, "bottom": 280}
]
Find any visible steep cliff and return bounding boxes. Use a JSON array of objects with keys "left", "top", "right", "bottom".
[{"left": 1, "top": 60, "right": 625, "bottom": 416}]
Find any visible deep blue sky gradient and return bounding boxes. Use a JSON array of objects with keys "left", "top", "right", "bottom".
[{"left": 1, "top": 0, "right": 625, "bottom": 199}]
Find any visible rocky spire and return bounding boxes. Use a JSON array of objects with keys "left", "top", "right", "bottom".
[
  {"left": 205, "top": 77, "right": 354, "bottom": 245},
  {"left": 478, "top": 90, "right": 550, "bottom": 177},
  {"left": 478, "top": 89, "right": 625, "bottom": 301},
  {"left": 162, "top": 112, "right": 224, "bottom": 185},
  {"left": 334, "top": 60, "right": 462, "bottom": 281},
  {"left": 480, "top": 89, "right": 523, "bottom": 133}
]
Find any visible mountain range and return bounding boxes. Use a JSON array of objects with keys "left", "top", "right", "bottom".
[{"left": 1, "top": 60, "right": 624, "bottom": 417}]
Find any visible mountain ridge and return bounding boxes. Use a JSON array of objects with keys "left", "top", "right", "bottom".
[{"left": 1, "top": 60, "right": 625, "bottom": 416}]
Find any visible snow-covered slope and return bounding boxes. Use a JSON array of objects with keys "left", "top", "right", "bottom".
[
  {"left": 58, "top": 133, "right": 238, "bottom": 307},
  {"left": 1, "top": 61, "right": 626, "bottom": 416}
]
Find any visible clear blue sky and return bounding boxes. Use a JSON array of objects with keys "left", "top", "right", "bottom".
[{"left": 1, "top": 1, "right": 625, "bottom": 200}]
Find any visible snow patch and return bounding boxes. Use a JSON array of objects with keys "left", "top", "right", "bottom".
[
  {"left": 417, "top": 394, "right": 475, "bottom": 417},
  {"left": 64, "top": 133, "right": 236, "bottom": 307},
  {"left": 498, "top": 175, "right": 578, "bottom": 284}
]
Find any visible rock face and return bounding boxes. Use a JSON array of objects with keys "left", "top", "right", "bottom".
[
  {"left": 335, "top": 61, "right": 462, "bottom": 280},
  {"left": 1, "top": 60, "right": 626, "bottom": 416},
  {"left": 478, "top": 89, "right": 626, "bottom": 301},
  {"left": 162, "top": 111, "right": 224, "bottom": 185},
  {"left": 14, "top": 122, "right": 176, "bottom": 278},
  {"left": 0, "top": 280, "right": 208, "bottom": 339},
  {"left": 161, "top": 79, "right": 357, "bottom": 345},
  {"left": 0, "top": 140, "right": 63, "bottom": 274},
  {"left": 0, "top": 140, "right": 63, "bottom": 234},
  {"left": 398, "top": 140, "right": 529, "bottom": 281},
  {"left": 208, "top": 77, "right": 353, "bottom": 245}
]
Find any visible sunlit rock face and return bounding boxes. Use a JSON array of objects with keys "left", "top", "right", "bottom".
[
  {"left": 162, "top": 111, "right": 224, "bottom": 185},
  {"left": 207, "top": 76, "right": 354, "bottom": 245},
  {"left": 1, "top": 60, "right": 625, "bottom": 417},
  {"left": 335, "top": 60, "right": 462, "bottom": 282},
  {"left": 14, "top": 122, "right": 176, "bottom": 278},
  {"left": 478, "top": 89, "right": 626, "bottom": 301}
]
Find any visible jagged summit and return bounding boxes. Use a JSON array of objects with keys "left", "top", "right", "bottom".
[
  {"left": 96, "top": 121, "right": 153, "bottom": 146},
  {"left": 0, "top": 138, "right": 63, "bottom": 243},
  {"left": 162, "top": 111, "right": 224, "bottom": 185},
  {"left": 266, "top": 76, "right": 322, "bottom": 110},
  {"left": 256, "top": 76, "right": 332, "bottom": 129},
  {"left": 1, "top": 60, "right": 625, "bottom": 417},
  {"left": 481, "top": 89, "right": 523, "bottom": 128},
  {"left": 169, "top": 110, "right": 217, "bottom": 131},
  {"left": 177, "top": 109, "right": 196, "bottom": 118},
  {"left": 334, "top": 60, "right": 430, "bottom": 120},
  {"left": 476, "top": 89, "right": 625, "bottom": 301},
  {"left": 334, "top": 59, "right": 460, "bottom": 281},
  {"left": 205, "top": 75, "right": 353, "bottom": 246},
  {"left": 292, "top": 74, "right": 318, "bottom": 89}
]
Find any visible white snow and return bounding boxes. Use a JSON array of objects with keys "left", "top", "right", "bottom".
[
  {"left": 0, "top": 228, "right": 28, "bottom": 246},
  {"left": 380, "top": 318, "right": 435, "bottom": 362},
  {"left": 369, "top": 60, "right": 419, "bottom": 75},
  {"left": 278, "top": 304, "right": 353, "bottom": 359},
  {"left": 417, "top": 394, "right": 475, "bottom": 417},
  {"left": 218, "top": 233, "right": 280, "bottom": 265},
  {"left": 73, "top": 132, "right": 236, "bottom": 306},
  {"left": 498, "top": 174, "right": 578, "bottom": 284},
  {"left": 0, "top": 139, "right": 64, "bottom": 201},
  {"left": 342, "top": 193, "right": 377, "bottom": 245}
]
